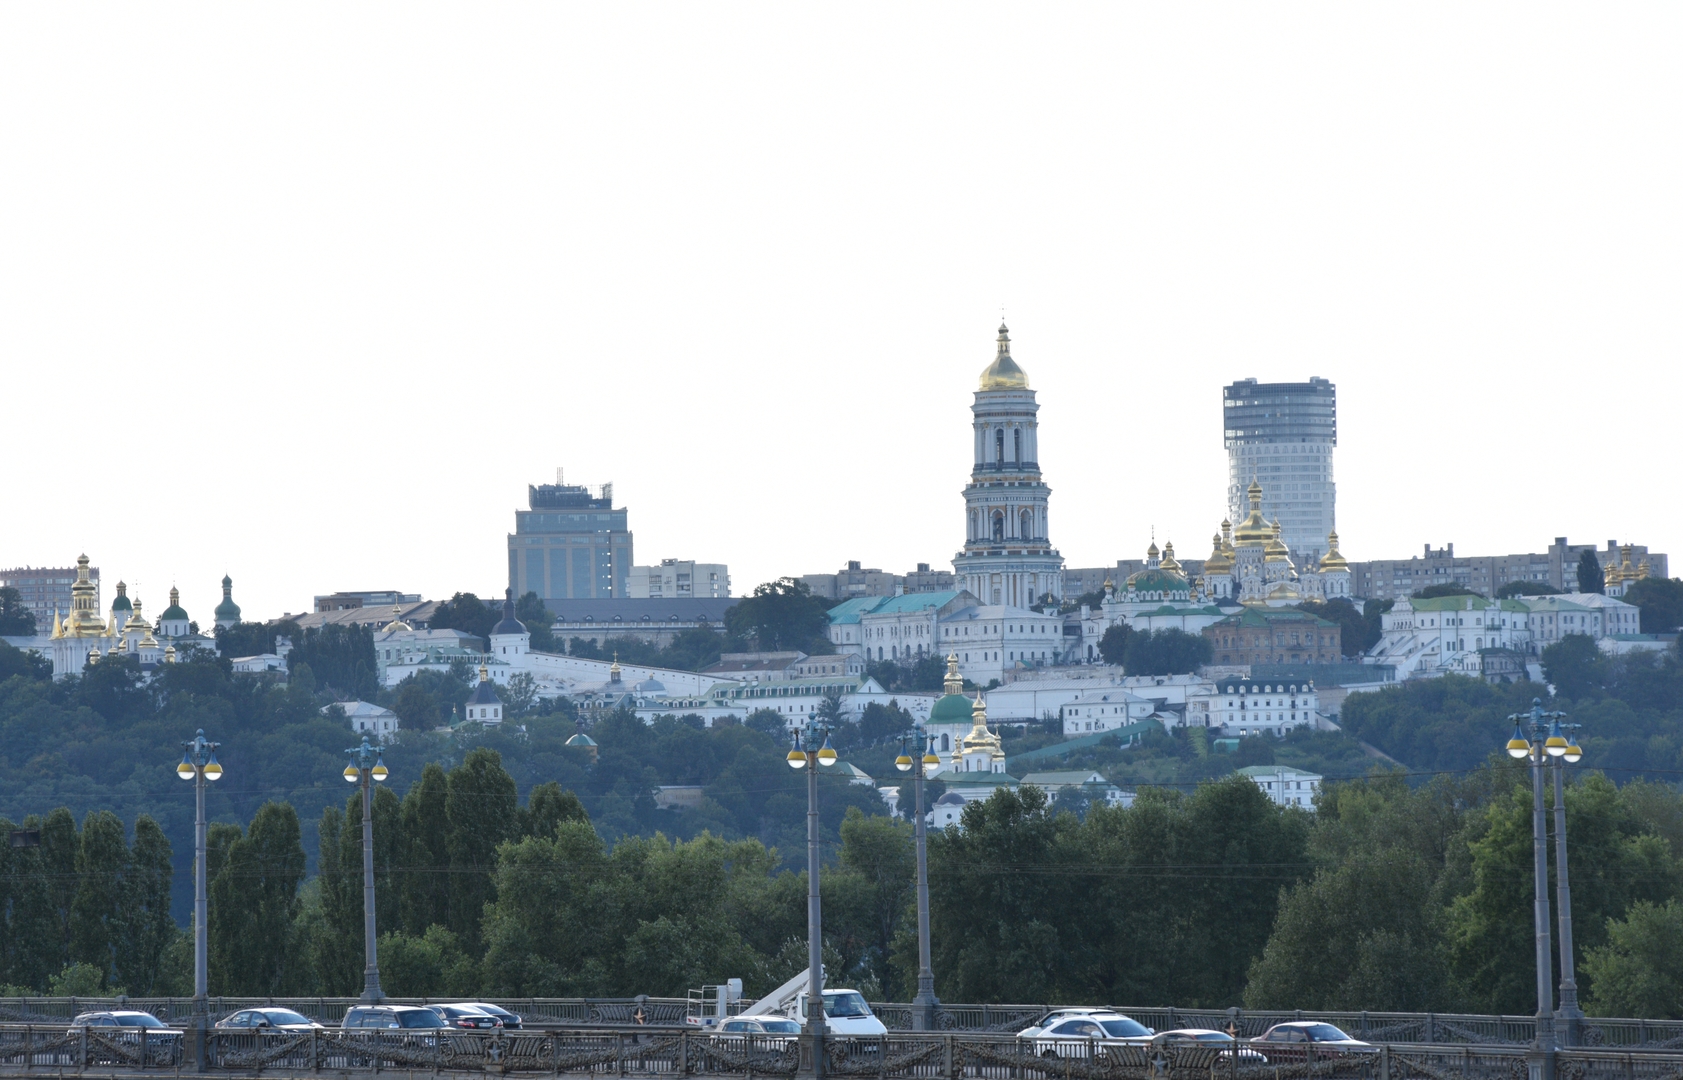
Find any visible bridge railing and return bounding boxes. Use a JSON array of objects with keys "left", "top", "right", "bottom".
[
  {"left": 3, "top": 1025, "right": 1683, "bottom": 1079},
  {"left": 4, "top": 997, "right": 1683, "bottom": 1049}
]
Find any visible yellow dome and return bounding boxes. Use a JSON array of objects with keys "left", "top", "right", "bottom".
[
  {"left": 1232, "top": 480, "right": 1271, "bottom": 547},
  {"left": 1159, "top": 541, "right": 1182, "bottom": 574},
  {"left": 382, "top": 604, "right": 412, "bottom": 634},
  {"left": 1204, "top": 532, "right": 1234, "bottom": 573},
  {"left": 1264, "top": 520, "right": 1292, "bottom": 563},
  {"left": 978, "top": 323, "right": 1030, "bottom": 391},
  {"left": 1319, "top": 530, "right": 1348, "bottom": 572}
]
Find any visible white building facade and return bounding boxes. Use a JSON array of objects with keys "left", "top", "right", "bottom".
[{"left": 626, "top": 559, "right": 730, "bottom": 599}]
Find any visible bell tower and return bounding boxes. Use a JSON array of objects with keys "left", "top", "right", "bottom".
[{"left": 952, "top": 323, "right": 1064, "bottom": 607}]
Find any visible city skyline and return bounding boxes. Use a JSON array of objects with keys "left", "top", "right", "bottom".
[{"left": 3, "top": 8, "right": 1680, "bottom": 621}]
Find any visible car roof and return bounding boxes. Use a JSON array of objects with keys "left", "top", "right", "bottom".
[{"left": 1161, "top": 1029, "right": 1224, "bottom": 1035}]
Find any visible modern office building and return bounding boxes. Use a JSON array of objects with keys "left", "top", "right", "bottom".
[
  {"left": 952, "top": 323, "right": 1064, "bottom": 606},
  {"left": 0, "top": 562, "right": 99, "bottom": 633},
  {"left": 508, "top": 470, "right": 633, "bottom": 601},
  {"left": 627, "top": 559, "right": 730, "bottom": 599},
  {"left": 1223, "top": 377, "right": 1337, "bottom": 560}
]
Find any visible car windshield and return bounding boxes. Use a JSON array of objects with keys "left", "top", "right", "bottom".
[
  {"left": 116, "top": 1015, "right": 166, "bottom": 1029},
  {"left": 822, "top": 993, "right": 870, "bottom": 1018},
  {"left": 1304, "top": 1025, "right": 1354, "bottom": 1042},
  {"left": 761, "top": 1021, "right": 801, "bottom": 1034},
  {"left": 1191, "top": 1033, "right": 1232, "bottom": 1042},
  {"left": 262, "top": 1011, "right": 311, "bottom": 1026},
  {"left": 1101, "top": 1019, "right": 1151, "bottom": 1038},
  {"left": 399, "top": 1011, "right": 444, "bottom": 1029}
]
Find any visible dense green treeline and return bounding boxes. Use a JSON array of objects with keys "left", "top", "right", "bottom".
[{"left": 9, "top": 757, "right": 1683, "bottom": 1018}]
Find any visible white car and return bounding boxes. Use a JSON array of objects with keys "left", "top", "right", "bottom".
[
  {"left": 792, "top": 990, "right": 888, "bottom": 1037},
  {"left": 1018, "top": 1011, "right": 1154, "bottom": 1057}
]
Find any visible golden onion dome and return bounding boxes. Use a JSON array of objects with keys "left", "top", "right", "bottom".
[
  {"left": 1160, "top": 541, "right": 1182, "bottom": 574},
  {"left": 381, "top": 604, "right": 413, "bottom": 634},
  {"left": 1232, "top": 480, "right": 1272, "bottom": 547},
  {"left": 1264, "top": 520, "right": 1292, "bottom": 562},
  {"left": 978, "top": 323, "right": 1030, "bottom": 391},
  {"left": 1146, "top": 540, "right": 1160, "bottom": 562},
  {"left": 1319, "top": 530, "right": 1349, "bottom": 571},
  {"left": 1204, "top": 533, "right": 1234, "bottom": 573}
]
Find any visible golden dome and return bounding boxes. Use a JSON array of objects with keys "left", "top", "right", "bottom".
[
  {"left": 1264, "top": 521, "right": 1293, "bottom": 563},
  {"left": 1146, "top": 540, "right": 1160, "bottom": 562},
  {"left": 125, "top": 599, "right": 153, "bottom": 637},
  {"left": 953, "top": 694, "right": 1004, "bottom": 766},
  {"left": 609, "top": 652, "right": 622, "bottom": 681},
  {"left": 65, "top": 554, "right": 107, "bottom": 638},
  {"left": 381, "top": 604, "right": 413, "bottom": 634},
  {"left": 1204, "top": 532, "right": 1234, "bottom": 573},
  {"left": 1232, "top": 480, "right": 1271, "bottom": 547},
  {"left": 1159, "top": 542, "right": 1182, "bottom": 574},
  {"left": 1638, "top": 557, "right": 1652, "bottom": 580},
  {"left": 1265, "top": 580, "right": 1302, "bottom": 602},
  {"left": 1319, "top": 530, "right": 1348, "bottom": 572},
  {"left": 978, "top": 323, "right": 1030, "bottom": 391},
  {"left": 943, "top": 653, "right": 963, "bottom": 696}
]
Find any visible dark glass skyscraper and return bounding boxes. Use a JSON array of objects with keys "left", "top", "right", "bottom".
[
  {"left": 1223, "top": 377, "right": 1337, "bottom": 559},
  {"left": 507, "top": 471, "right": 632, "bottom": 600}
]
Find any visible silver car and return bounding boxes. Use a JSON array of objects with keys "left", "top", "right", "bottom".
[{"left": 1018, "top": 1011, "right": 1154, "bottom": 1057}]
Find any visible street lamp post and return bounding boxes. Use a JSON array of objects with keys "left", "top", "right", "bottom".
[
  {"left": 343, "top": 736, "right": 390, "bottom": 1003},
  {"left": 175, "top": 730, "right": 222, "bottom": 1071},
  {"left": 1505, "top": 698, "right": 1579, "bottom": 1076},
  {"left": 894, "top": 726, "right": 942, "bottom": 1031},
  {"left": 788, "top": 714, "right": 838, "bottom": 1080},
  {"left": 1551, "top": 721, "right": 1585, "bottom": 1045}
]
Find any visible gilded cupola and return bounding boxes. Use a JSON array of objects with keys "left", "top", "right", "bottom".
[{"left": 978, "top": 323, "right": 1030, "bottom": 391}]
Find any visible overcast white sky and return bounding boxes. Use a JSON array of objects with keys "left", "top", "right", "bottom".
[{"left": 3, "top": 5, "right": 1679, "bottom": 623}]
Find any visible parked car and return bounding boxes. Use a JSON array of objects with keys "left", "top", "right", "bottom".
[
  {"left": 1018, "top": 1012, "right": 1155, "bottom": 1057},
  {"left": 1253, "top": 1022, "right": 1375, "bottom": 1061},
  {"left": 68, "top": 1011, "right": 183, "bottom": 1066},
  {"left": 712, "top": 1018, "right": 802, "bottom": 1047},
  {"left": 447, "top": 1003, "right": 523, "bottom": 1030},
  {"left": 1152, "top": 1030, "right": 1265, "bottom": 1061},
  {"left": 216, "top": 1008, "right": 322, "bottom": 1031},
  {"left": 426, "top": 1005, "right": 503, "bottom": 1030}
]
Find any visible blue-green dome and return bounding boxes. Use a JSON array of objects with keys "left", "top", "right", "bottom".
[{"left": 930, "top": 693, "right": 973, "bottom": 724}]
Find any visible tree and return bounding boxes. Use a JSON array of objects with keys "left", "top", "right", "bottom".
[
  {"left": 0, "top": 639, "right": 51, "bottom": 681},
  {"left": 289, "top": 623, "right": 378, "bottom": 699},
  {"left": 398, "top": 764, "right": 451, "bottom": 937},
  {"left": 1582, "top": 900, "right": 1683, "bottom": 1018},
  {"left": 0, "top": 587, "right": 36, "bottom": 635},
  {"left": 503, "top": 672, "right": 539, "bottom": 717},
  {"left": 68, "top": 811, "right": 127, "bottom": 987},
  {"left": 516, "top": 592, "right": 559, "bottom": 652},
  {"left": 208, "top": 802, "right": 306, "bottom": 994},
  {"left": 1622, "top": 576, "right": 1683, "bottom": 634},
  {"left": 1542, "top": 634, "right": 1608, "bottom": 699},
  {"left": 1123, "top": 628, "right": 1212, "bottom": 676},
  {"left": 1496, "top": 581, "right": 1562, "bottom": 599},
  {"left": 1361, "top": 599, "right": 1394, "bottom": 652},
  {"left": 444, "top": 748, "right": 520, "bottom": 948},
  {"left": 118, "top": 816, "right": 174, "bottom": 995},
  {"left": 1578, "top": 550, "right": 1605, "bottom": 594},
  {"left": 393, "top": 678, "right": 443, "bottom": 729},
  {"left": 724, "top": 579, "right": 833, "bottom": 653},
  {"left": 377, "top": 924, "right": 476, "bottom": 997},
  {"left": 431, "top": 592, "right": 498, "bottom": 641},
  {"left": 1414, "top": 584, "right": 1483, "bottom": 600},
  {"left": 822, "top": 808, "right": 914, "bottom": 993},
  {"left": 1097, "top": 623, "right": 1132, "bottom": 666},
  {"left": 1293, "top": 599, "right": 1369, "bottom": 658}
]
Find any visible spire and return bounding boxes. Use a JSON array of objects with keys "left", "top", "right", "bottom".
[
  {"left": 478, "top": 664, "right": 490, "bottom": 683},
  {"left": 609, "top": 652, "right": 622, "bottom": 681},
  {"left": 51, "top": 608, "right": 63, "bottom": 638},
  {"left": 943, "top": 653, "right": 963, "bottom": 695},
  {"left": 504, "top": 587, "right": 516, "bottom": 621}
]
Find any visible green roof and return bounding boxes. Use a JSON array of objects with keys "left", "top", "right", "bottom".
[
  {"left": 1125, "top": 569, "right": 1189, "bottom": 594},
  {"left": 111, "top": 594, "right": 132, "bottom": 612},
  {"left": 826, "top": 591, "right": 965, "bottom": 625},
  {"left": 930, "top": 692, "right": 974, "bottom": 723},
  {"left": 1218, "top": 607, "right": 1337, "bottom": 628},
  {"left": 214, "top": 597, "right": 241, "bottom": 619},
  {"left": 159, "top": 604, "right": 189, "bottom": 622}
]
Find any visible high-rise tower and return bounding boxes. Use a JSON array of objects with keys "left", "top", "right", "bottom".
[
  {"left": 1223, "top": 377, "right": 1337, "bottom": 559},
  {"left": 953, "top": 324, "right": 1064, "bottom": 607}
]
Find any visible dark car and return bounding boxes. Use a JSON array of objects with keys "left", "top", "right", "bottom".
[
  {"left": 1253, "top": 1022, "right": 1374, "bottom": 1062},
  {"left": 217, "top": 1008, "right": 321, "bottom": 1031},
  {"left": 342, "top": 1005, "right": 448, "bottom": 1032},
  {"left": 427, "top": 1005, "right": 503, "bottom": 1030},
  {"left": 449, "top": 1003, "right": 522, "bottom": 1030},
  {"left": 68, "top": 1011, "right": 183, "bottom": 1066}
]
